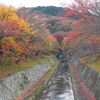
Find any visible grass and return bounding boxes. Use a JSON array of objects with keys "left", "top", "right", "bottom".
[
  {"left": 0, "top": 56, "right": 53, "bottom": 79},
  {"left": 88, "top": 59, "right": 100, "bottom": 72},
  {"left": 80, "top": 55, "right": 100, "bottom": 72}
]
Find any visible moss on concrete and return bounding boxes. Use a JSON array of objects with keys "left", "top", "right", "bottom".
[
  {"left": 26, "top": 63, "right": 57, "bottom": 100},
  {"left": 80, "top": 55, "right": 100, "bottom": 72},
  {"left": 0, "top": 56, "right": 53, "bottom": 79}
]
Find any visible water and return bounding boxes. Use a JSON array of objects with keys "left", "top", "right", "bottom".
[{"left": 40, "top": 60, "right": 74, "bottom": 100}]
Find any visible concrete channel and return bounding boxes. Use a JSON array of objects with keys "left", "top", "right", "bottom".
[{"left": 40, "top": 57, "right": 75, "bottom": 100}]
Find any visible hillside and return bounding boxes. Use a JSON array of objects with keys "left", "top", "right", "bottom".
[
  {"left": 18, "top": 6, "right": 65, "bottom": 16},
  {"left": 0, "top": 2, "right": 99, "bottom": 100}
]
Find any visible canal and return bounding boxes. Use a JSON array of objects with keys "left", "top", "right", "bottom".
[{"left": 40, "top": 57, "right": 75, "bottom": 100}]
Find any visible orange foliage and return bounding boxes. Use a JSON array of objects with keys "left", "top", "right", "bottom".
[
  {"left": 63, "top": 31, "right": 80, "bottom": 43},
  {"left": 64, "top": 8, "right": 77, "bottom": 17},
  {"left": 89, "top": 35, "right": 100, "bottom": 45}
]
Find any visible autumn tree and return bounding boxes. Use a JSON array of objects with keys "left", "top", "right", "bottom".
[
  {"left": 0, "top": 5, "right": 58, "bottom": 66},
  {"left": 71, "top": 0, "right": 100, "bottom": 19},
  {"left": 0, "top": 5, "right": 36, "bottom": 65},
  {"left": 54, "top": 33, "right": 65, "bottom": 44},
  {"left": 62, "top": 0, "right": 100, "bottom": 57}
]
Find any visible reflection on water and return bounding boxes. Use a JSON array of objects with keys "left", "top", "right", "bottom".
[{"left": 40, "top": 61, "right": 74, "bottom": 100}]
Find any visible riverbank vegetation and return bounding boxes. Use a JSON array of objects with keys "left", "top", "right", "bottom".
[
  {"left": 0, "top": 5, "right": 58, "bottom": 78},
  {"left": 0, "top": 0, "right": 100, "bottom": 79},
  {"left": 0, "top": 55, "right": 53, "bottom": 79},
  {"left": 62, "top": 0, "right": 100, "bottom": 72},
  {"left": 0, "top": 5, "right": 57, "bottom": 66}
]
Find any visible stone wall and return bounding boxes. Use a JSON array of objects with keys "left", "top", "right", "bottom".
[
  {"left": 77, "top": 61, "right": 100, "bottom": 100},
  {"left": 0, "top": 58, "right": 57, "bottom": 100},
  {"left": 69, "top": 59, "right": 100, "bottom": 100}
]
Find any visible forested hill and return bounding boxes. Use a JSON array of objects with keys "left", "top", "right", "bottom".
[{"left": 19, "top": 6, "right": 65, "bottom": 16}]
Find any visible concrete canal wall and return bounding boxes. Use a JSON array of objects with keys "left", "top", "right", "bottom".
[
  {"left": 69, "top": 59, "right": 100, "bottom": 100},
  {"left": 0, "top": 57, "right": 58, "bottom": 100}
]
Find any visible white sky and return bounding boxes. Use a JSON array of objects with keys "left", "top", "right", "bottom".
[{"left": 0, "top": 0, "right": 74, "bottom": 8}]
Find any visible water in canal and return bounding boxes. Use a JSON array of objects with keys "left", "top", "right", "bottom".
[{"left": 40, "top": 59, "right": 74, "bottom": 100}]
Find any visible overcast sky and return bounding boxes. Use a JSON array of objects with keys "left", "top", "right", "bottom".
[{"left": 0, "top": 0, "right": 74, "bottom": 8}]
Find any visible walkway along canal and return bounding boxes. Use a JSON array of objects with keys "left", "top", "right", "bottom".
[{"left": 40, "top": 57, "right": 75, "bottom": 100}]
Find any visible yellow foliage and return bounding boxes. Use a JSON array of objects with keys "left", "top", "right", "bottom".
[
  {"left": 0, "top": 5, "right": 17, "bottom": 20},
  {"left": 1, "top": 36, "right": 24, "bottom": 55},
  {"left": 0, "top": 5, "right": 35, "bottom": 35},
  {"left": 15, "top": 17, "right": 35, "bottom": 35},
  {"left": 17, "top": 18, "right": 30, "bottom": 31},
  {"left": 1, "top": 36, "right": 15, "bottom": 44}
]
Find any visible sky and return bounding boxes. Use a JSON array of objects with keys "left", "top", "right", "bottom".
[{"left": 0, "top": 0, "right": 74, "bottom": 8}]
